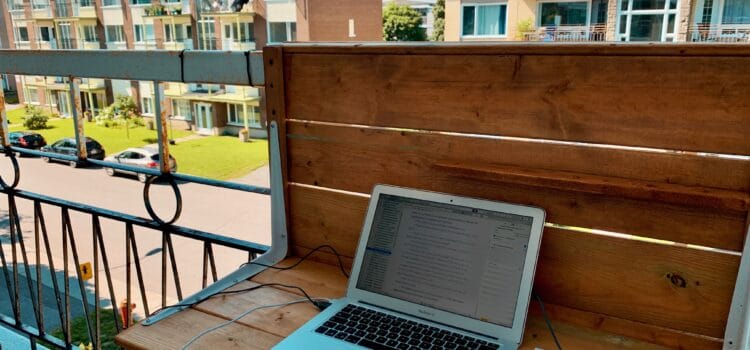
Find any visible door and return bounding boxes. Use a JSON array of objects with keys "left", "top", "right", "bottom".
[
  {"left": 195, "top": 103, "right": 213, "bottom": 135},
  {"left": 57, "top": 91, "right": 71, "bottom": 116}
]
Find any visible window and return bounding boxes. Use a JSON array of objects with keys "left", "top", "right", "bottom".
[
  {"left": 130, "top": 0, "right": 150, "bottom": 4},
  {"left": 83, "top": 25, "right": 97, "bottom": 42},
  {"left": 32, "top": 0, "right": 48, "bottom": 9},
  {"left": 227, "top": 104, "right": 261, "bottom": 127},
  {"left": 79, "top": 0, "right": 93, "bottom": 7},
  {"left": 723, "top": 0, "right": 750, "bottom": 24},
  {"left": 268, "top": 22, "right": 296, "bottom": 42},
  {"left": 103, "top": 0, "right": 119, "bottom": 6},
  {"left": 164, "top": 24, "right": 188, "bottom": 42},
  {"left": 199, "top": 18, "right": 216, "bottom": 49},
  {"left": 27, "top": 88, "right": 39, "bottom": 104},
  {"left": 172, "top": 100, "right": 191, "bottom": 120},
  {"left": 16, "top": 26, "right": 29, "bottom": 42},
  {"left": 9, "top": 0, "right": 24, "bottom": 11},
  {"left": 539, "top": 2, "right": 588, "bottom": 26},
  {"left": 134, "top": 24, "right": 154, "bottom": 42},
  {"left": 224, "top": 22, "right": 254, "bottom": 42},
  {"left": 106, "top": 25, "right": 125, "bottom": 42},
  {"left": 141, "top": 96, "right": 154, "bottom": 115},
  {"left": 461, "top": 4, "right": 507, "bottom": 36},
  {"left": 38, "top": 26, "right": 53, "bottom": 41}
]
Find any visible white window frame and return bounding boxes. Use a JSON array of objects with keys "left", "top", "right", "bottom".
[
  {"left": 227, "top": 103, "right": 244, "bottom": 125},
  {"left": 15, "top": 26, "right": 30, "bottom": 43},
  {"left": 171, "top": 99, "right": 192, "bottom": 120},
  {"left": 141, "top": 96, "right": 154, "bottom": 115},
  {"left": 26, "top": 87, "right": 40, "bottom": 105},
  {"left": 615, "top": 0, "right": 681, "bottom": 42},
  {"left": 134, "top": 24, "right": 154, "bottom": 43},
  {"left": 537, "top": 0, "right": 592, "bottom": 28},
  {"left": 267, "top": 21, "right": 296, "bottom": 43},
  {"left": 82, "top": 25, "right": 97, "bottom": 42},
  {"left": 102, "top": 0, "right": 120, "bottom": 7},
  {"left": 460, "top": 2, "right": 509, "bottom": 38},
  {"left": 105, "top": 25, "right": 125, "bottom": 43},
  {"left": 697, "top": 0, "right": 750, "bottom": 27}
]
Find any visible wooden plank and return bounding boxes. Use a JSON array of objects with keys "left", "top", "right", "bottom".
[
  {"left": 284, "top": 53, "right": 750, "bottom": 154},
  {"left": 251, "top": 257, "right": 349, "bottom": 299},
  {"left": 435, "top": 162, "right": 749, "bottom": 211},
  {"left": 194, "top": 280, "right": 323, "bottom": 338},
  {"left": 285, "top": 124, "right": 748, "bottom": 251},
  {"left": 114, "top": 308, "right": 281, "bottom": 350},
  {"left": 531, "top": 303, "right": 722, "bottom": 350},
  {"left": 286, "top": 185, "right": 740, "bottom": 338},
  {"left": 280, "top": 42, "right": 750, "bottom": 57}
]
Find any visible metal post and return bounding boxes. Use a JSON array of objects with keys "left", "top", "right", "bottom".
[
  {"left": 153, "top": 81, "right": 170, "bottom": 174},
  {"left": 724, "top": 217, "right": 750, "bottom": 350},
  {"left": 0, "top": 89, "right": 9, "bottom": 149},
  {"left": 68, "top": 77, "right": 85, "bottom": 161},
  {"left": 242, "top": 102, "right": 248, "bottom": 131}
]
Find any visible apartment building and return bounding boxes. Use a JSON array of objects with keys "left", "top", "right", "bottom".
[
  {"left": 445, "top": 0, "right": 749, "bottom": 43},
  {"left": 4, "top": 0, "right": 382, "bottom": 138}
]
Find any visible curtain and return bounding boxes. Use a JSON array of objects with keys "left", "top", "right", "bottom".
[
  {"left": 724, "top": 0, "right": 750, "bottom": 24},
  {"left": 477, "top": 6, "right": 500, "bottom": 35}
]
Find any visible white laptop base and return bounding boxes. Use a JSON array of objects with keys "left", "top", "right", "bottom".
[{"left": 274, "top": 185, "right": 546, "bottom": 350}]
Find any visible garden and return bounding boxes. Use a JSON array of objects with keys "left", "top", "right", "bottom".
[{"left": 7, "top": 97, "right": 269, "bottom": 180}]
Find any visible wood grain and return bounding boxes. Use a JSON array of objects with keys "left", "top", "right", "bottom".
[
  {"left": 114, "top": 308, "right": 281, "bottom": 350},
  {"left": 285, "top": 124, "right": 747, "bottom": 251},
  {"left": 286, "top": 184, "right": 740, "bottom": 338},
  {"left": 284, "top": 53, "right": 750, "bottom": 154}
]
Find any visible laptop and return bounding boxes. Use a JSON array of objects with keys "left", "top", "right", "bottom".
[{"left": 274, "top": 185, "right": 546, "bottom": 350}]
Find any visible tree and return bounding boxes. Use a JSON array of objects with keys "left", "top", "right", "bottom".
[
  {"left": 383, "top": 3, "right": 427, "bottom": 41},
  {"left": 431, "top": 0, "right": 445, "bottom": 41}
]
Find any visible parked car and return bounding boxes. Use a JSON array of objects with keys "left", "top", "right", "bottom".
[
  {"left": 8, "top": 131, "right": 47, "bottom": 153},
  {"left": 104, "top": 147, "right": 177, "bottom": 182},
  {"left": 40, "top": 137, "right": 105, "bottom": 167}
]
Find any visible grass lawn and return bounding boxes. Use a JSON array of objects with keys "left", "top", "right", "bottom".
[
  {"left": 6, "top": 105, "right": 45, "bottom": 125},
  {"left": 170, "top": 136, "right": 268, "bottom": 180},
  {"left": 9, "top": 118, "right": 193, "bottom": 154}
]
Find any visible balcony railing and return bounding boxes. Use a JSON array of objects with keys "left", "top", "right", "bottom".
[
  {"left": 201, "top": 0, "right": 252, "bottom": 13},
  {"left": 522, "top": 24, "right": 608, "bottom": 42},
  {"left": 687, "top": 24, "right": 750, "bottom": 43},
  {"left": 0, "top": 49, "right": 277, "bottom": 349}
]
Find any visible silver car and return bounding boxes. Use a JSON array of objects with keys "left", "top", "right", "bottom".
[{"left": 104, "top": 147, "right": 177, "bottom": 182}]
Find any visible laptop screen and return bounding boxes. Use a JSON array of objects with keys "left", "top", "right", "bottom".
[{"left": 356, "top": 194, "right": 534, "bottom": 328}]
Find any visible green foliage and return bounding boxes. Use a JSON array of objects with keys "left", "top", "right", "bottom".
[
  {"left": 383, "top": 3, "right": 427, "bottom": 41},
  {"left": 47, "top": 308, "right": 120, "bottom": 350},
  {"left": 431, "top": 0, "right": 445, "bottom": 41},
  {"left": 95, "top": 96, "right": 142, "bottom": 129},
  {"left": 516, "top": 18, "right": 536, "bottom": 40},
  {"left": 22, "top": 105, "right": 49, "bottom": 130},
  {"left": 3, "top": 90, "right": 19, "bottom": 104}
]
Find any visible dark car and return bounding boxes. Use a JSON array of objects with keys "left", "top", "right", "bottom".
[
  {"left": 7, "top": 132, "right": 47, "bottom": 153},
  {"left": 40, "top": 137, "right": 105, "bottom": 167}
]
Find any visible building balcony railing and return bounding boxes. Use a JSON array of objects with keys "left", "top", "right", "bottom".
[
  {"left": 687, "top": 24, "right": 750, "bottom": 43},
  {"left": 522, "top": 24, "right": 608, "bottom": 42},
  {"left": 200, "top": 0, "right": 253, "bottom": 14},
  {"left": 0, "top": 49, "right": 270, "bottom": 349}
]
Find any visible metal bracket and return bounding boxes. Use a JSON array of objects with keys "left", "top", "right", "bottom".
[
  {"left": 724, "top": 221, "right": 750, "bottom": 349},
  {"left": 141, "top": 121, "right": 288, "bottom": 325}
]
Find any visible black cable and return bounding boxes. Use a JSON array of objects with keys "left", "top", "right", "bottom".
[
  {"left": 535, "top": 294, "right": 562, "bottom": 350},
  {"left": 241, "top": 244, "right": 350, "bottom": 278},
  {"left": 149, "top": 282, "right": 326, "bottom": 317}
]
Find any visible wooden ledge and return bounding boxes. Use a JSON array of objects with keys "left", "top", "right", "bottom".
[
  {"left": 115, "top": 257, "right": 719, "bottom": 349},
  {"left": 435, "top": 161, "right": 750, "bottom": 211}
]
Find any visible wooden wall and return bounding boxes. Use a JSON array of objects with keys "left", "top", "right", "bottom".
[{"left": 264, "top": 43, "right": 750, "bottom": 349}]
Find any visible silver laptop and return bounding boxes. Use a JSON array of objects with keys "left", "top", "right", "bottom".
[{"left": 274, "top": 185, "right": 546, "bottom": 350}]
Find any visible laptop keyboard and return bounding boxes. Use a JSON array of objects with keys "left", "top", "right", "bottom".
[{"left": 314, "top": 304, "right": 500, "bottom": 350}]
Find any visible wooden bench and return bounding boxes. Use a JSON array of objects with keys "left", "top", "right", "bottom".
[{"left": 116, "top": 43, "right": 750, "bottom": 349}]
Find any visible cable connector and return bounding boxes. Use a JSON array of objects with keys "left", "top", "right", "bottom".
[{"left": 313, "top": 299, "right": 332, "bottom": 311}]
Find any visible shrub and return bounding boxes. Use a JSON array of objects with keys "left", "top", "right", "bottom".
[
  {"left": 23, "top": 105, "right": 49, "bottom": 130},
  {"left": 516, "top": 18, "right": 536, "bottom": 40}
]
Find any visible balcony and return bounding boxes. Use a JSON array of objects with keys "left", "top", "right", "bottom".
[
  {"left": 688, "top": 24, "right": 750, "bottom": 43},
  {"left": 200, "top": 0, "right": 253, "bottom": 15},
  {"left": 225, "top": 40, "right": 256, "bottom": 51},
  {"left": 2, "top": 45, "right": 750, "bottom": 350},
  {"left": 522, "top": 24, "right": 608, "bottom": 42}
]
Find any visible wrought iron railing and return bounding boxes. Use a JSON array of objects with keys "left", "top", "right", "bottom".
[
  {"left": 522, "top": 24, "right": 608, "bottom": 42},
  {"left": 687, "top": 24, "right": 750, "bottom": 43},
  {"left": 0, "top": 49, "right": 283, "bottom": 349}
]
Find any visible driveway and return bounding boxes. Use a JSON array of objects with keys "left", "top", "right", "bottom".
[{"left": 0, "top": 156, "right": 271, "bottom": 326}]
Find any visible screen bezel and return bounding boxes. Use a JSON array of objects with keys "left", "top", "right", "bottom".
[{"left": 346, "top": 184, "right": 545, "bottom": 343}]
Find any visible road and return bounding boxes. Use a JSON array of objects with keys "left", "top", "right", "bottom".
[{"left": 0, "top": 153, "right": 272, "bottom": 330}]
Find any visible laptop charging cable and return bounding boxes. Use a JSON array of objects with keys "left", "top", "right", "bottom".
[{"left": 534, "top": 294, "right": 563, "bottom": 350}]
